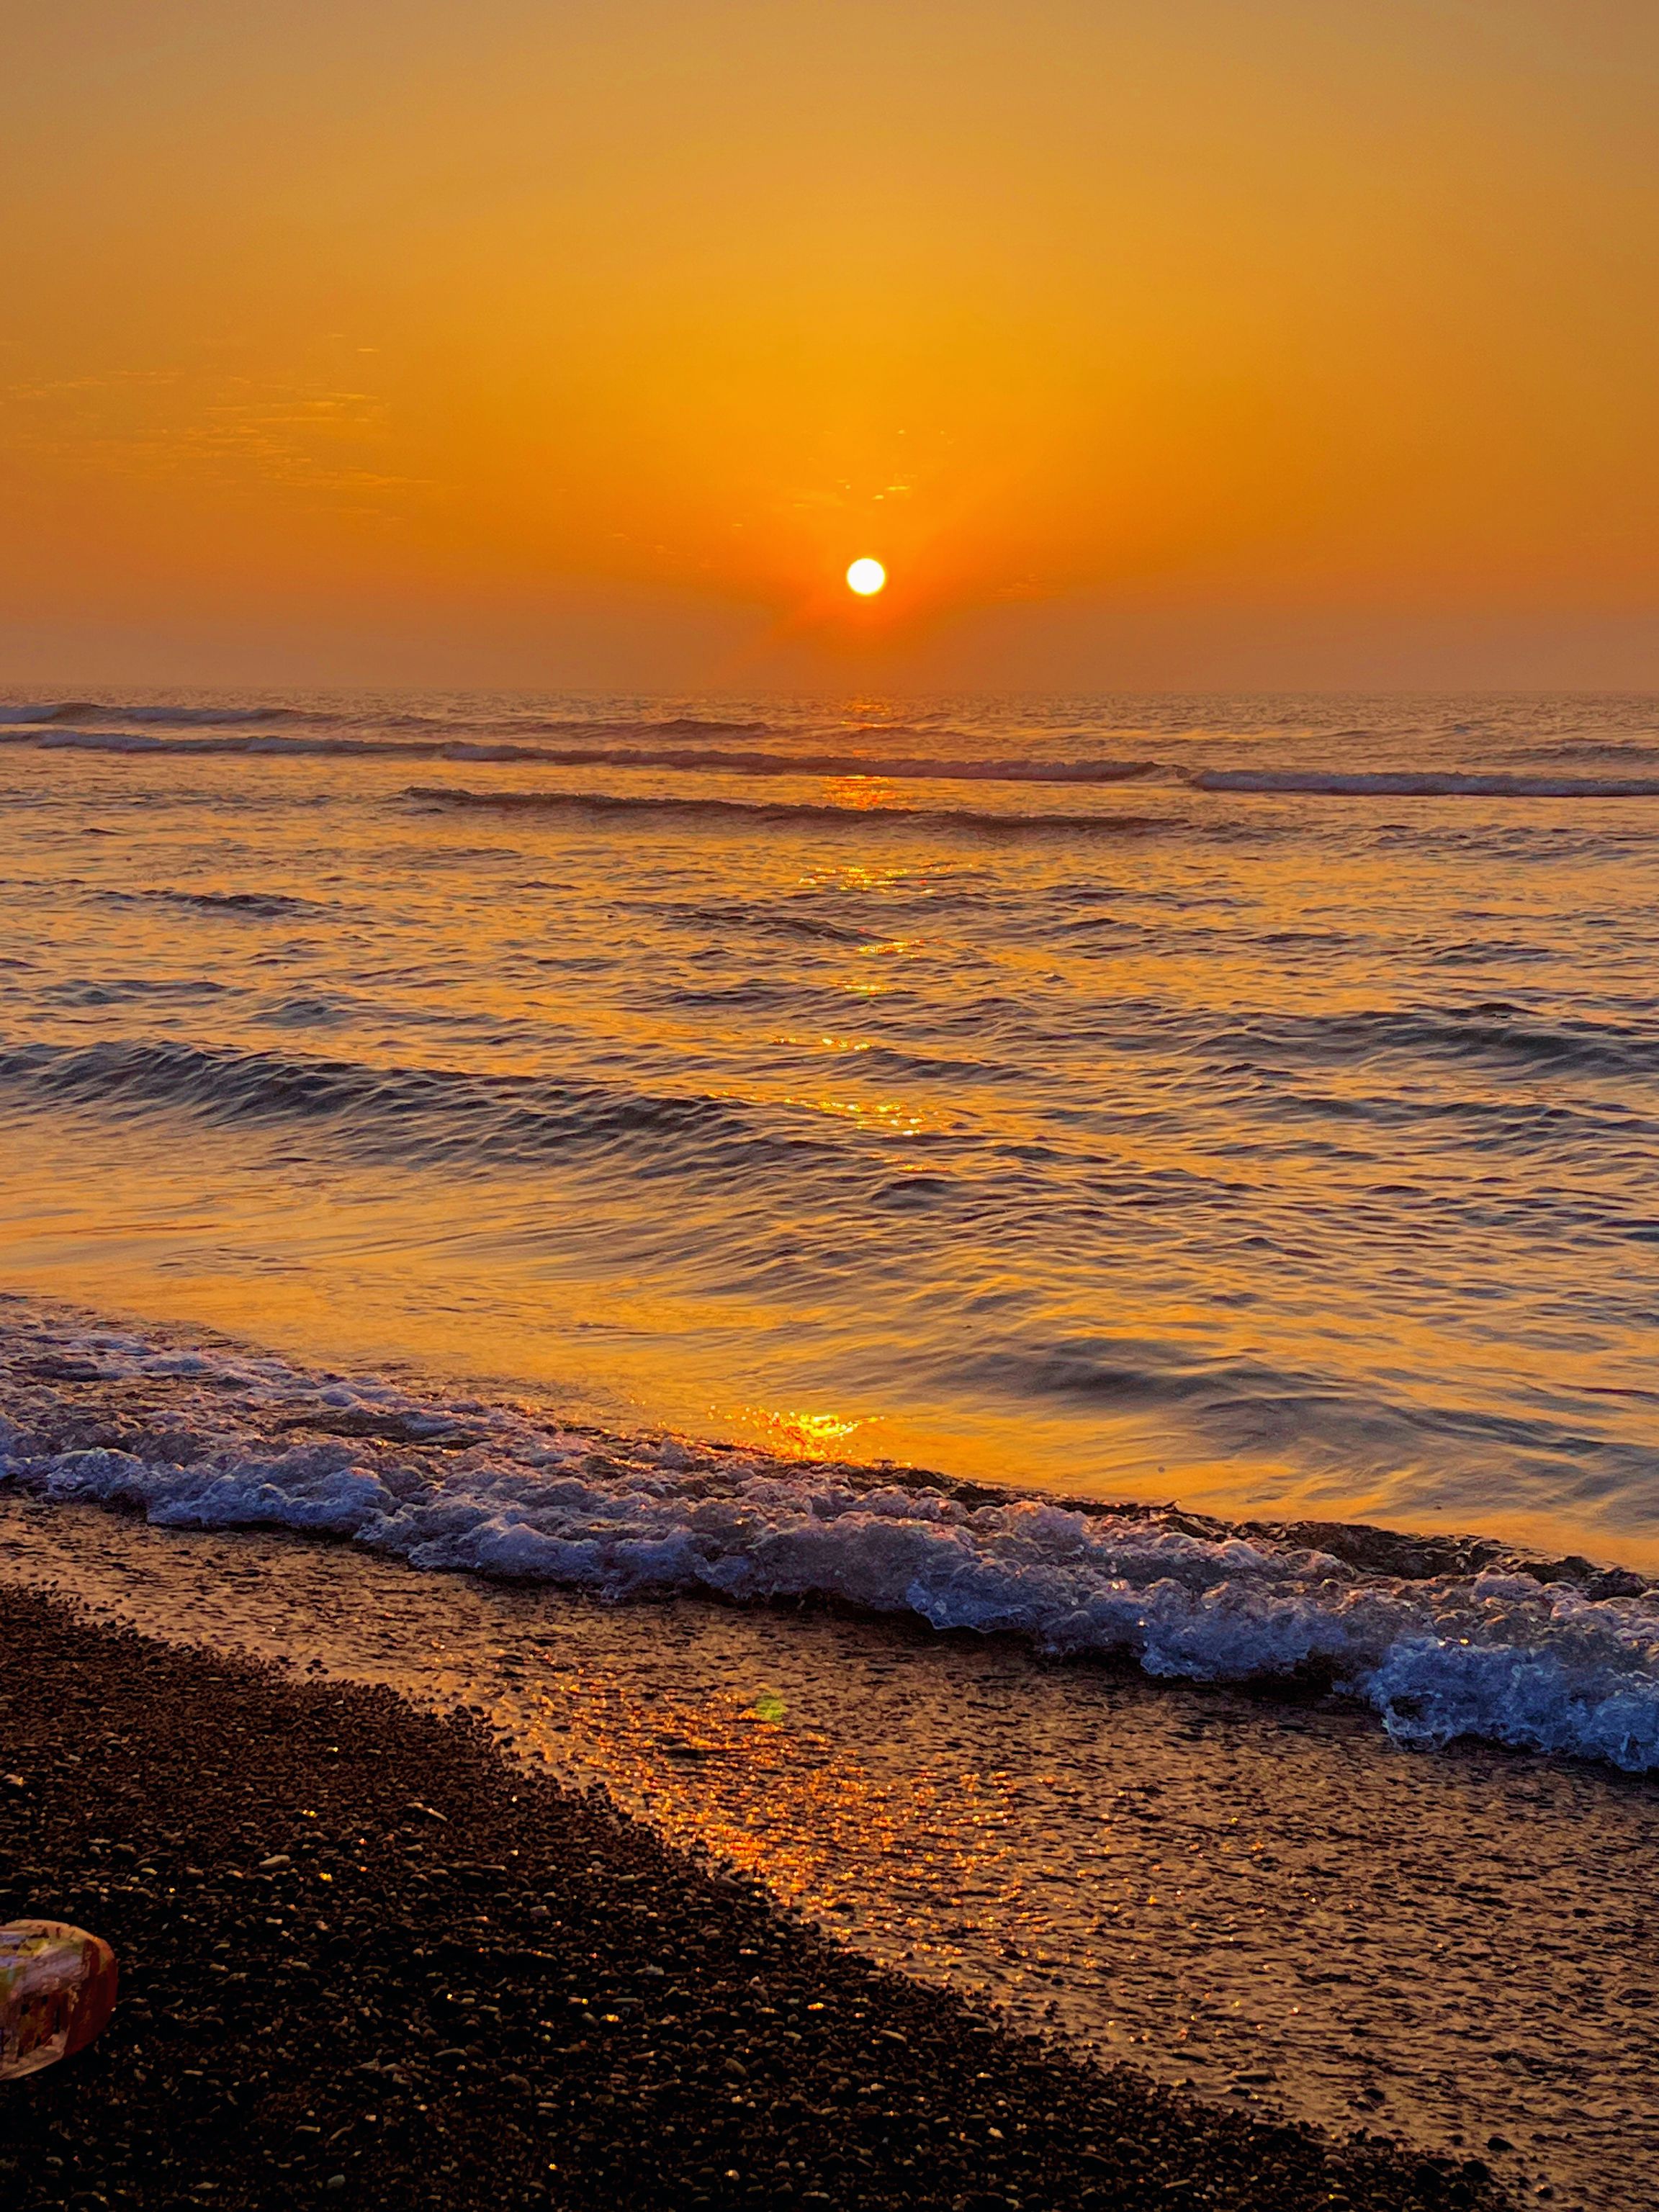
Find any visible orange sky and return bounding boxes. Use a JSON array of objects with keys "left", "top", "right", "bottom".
[{"left": 3, "top": 1, "right": 1655, "bottom": 690}]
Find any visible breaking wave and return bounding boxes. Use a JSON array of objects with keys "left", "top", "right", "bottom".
[
  {"left": 0, "top": 701, "right": 303, "bottom": 728},
  {"left": 9, "top": 703, "right": 1659, "bottom": 806},
  {"left": 4, "top": 1313, "right": 1658, "bottom": 1776},
  {"left": 1192, "top": 768, "right": 1659, "bottom": 799},
  {"left": 4, "top": 721, "right": 1162, "bottom": 786},
  {"left": 437, "top": 744, "right": 1164, "bottom": 784},
  {"left": 403, "top": 783, "right": 1169, "bottom": 836}
]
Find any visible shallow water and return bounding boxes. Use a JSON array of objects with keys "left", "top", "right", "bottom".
[{"left": 2, "top": 688, "right": 1658, "bottom": 1570}]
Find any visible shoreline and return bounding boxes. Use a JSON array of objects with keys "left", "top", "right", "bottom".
[
  {"left": 4, "top": 1290, "right": 1656, "bottom": 1591},
  {"left": 4, "top": 1294, "right": 1657, "bottom": 2206},
  {"left": 4, "top": 1293, "right": 1658, "bottom": 1789},
  {"left": 1, "top": 1584, "right": 1510, "bottom": 2212},
  {"left": 1, "top": 1286, "right": 1652, "bottom": 1597}
]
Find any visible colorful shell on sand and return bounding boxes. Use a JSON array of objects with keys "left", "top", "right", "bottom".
[{"left": 0, "top": 1920, "right": 120, "bottom": 2080}]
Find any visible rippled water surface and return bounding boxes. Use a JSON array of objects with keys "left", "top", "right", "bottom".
[{"left": 2, "top": 688, "right": 1657, "bottom": 1566}]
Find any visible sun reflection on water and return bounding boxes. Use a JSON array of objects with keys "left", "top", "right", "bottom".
[
  {"left": 770, "top": 1033, "right": 874, "bottom": 1054},
  {"left": 780, "top": 1093, "right": 944, "bottom": 1136},
  {"left": 820, "top": 777, "right": 905, "bottom": 811},
  {"left": 724, "top": 1406, "right": 866, "bottom": 1455}
]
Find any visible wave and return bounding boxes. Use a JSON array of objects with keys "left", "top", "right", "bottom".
[
  {"left": 563, "top": 713, "right": 773, "bottom": 739},
  {"left": 19, "top": 730, "right": 420, "bottom": 757},
  {"left": 0, "top": 701, "right": 302, "bottom": 728},
  {"left": 14, "top": 717, "right": 1659, "bottom": 806},
  {"left": 1509, "top": 741, "right": 1659, "bottom": 766},
  {"left": 0, "top": 1035, "right": 826, "bottom": 1182},
  {"left": 0, "top": 700, "right": 778, "bottom": 736},
  {"left": 404, "top": 783, "right": 1169, "bottom": 836},
  {"left": 1191, "top": 769, "right": 1659, "bottom": 799},
  {"left": 94, "top": 888, "right": 335, "bottom": 920},
  {"left": 3, "top": 720, "right": 1164, "bottom": 787},
  {"left": 438, "top": 743, "right": 1164, "bottom": 784},
  {"left": 1246, "top": 1002, "right": 1659, "bottom": 1081},
  {"left": 406, "top": 711, "right": 779, "bottom": 742},
  {"left": 8, "top": 992, "right": 1647, "bottom": 1187},
  {"left": 4, "top": 1316, "right": 1657, "bottom": 1775}
]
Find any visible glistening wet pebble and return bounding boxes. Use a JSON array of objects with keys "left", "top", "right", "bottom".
[{"left": 0, "top": 1587, "right": 1511, "bottom": 2212}]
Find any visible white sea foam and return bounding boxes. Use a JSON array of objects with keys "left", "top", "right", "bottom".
[{"left": 4, "top": 1323, "right": 1658, "bottom": 1776}]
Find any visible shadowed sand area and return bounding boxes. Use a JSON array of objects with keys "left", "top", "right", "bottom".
[{"left": 3, "top": 1494, "right": 1651, "bottom": 2211}]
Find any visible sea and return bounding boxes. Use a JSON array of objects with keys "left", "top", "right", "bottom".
[
  {"left": 1, "top": 688, "right": 1658, "bottom": 1754},
  {"left": 4, "top": 687, "right": 1658, "bottom": 2199}
]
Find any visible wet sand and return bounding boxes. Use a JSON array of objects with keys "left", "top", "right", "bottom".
[
  {"left": 3, "top": 1499, "right": 1650, "bottom": 2209},
  {"left": 0, "top": 1584, "right": 1503, "bottom": 2212}
]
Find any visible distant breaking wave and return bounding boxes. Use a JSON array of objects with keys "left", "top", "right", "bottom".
[
  {"left": 9, "top": 708, "right": 1659, "bottom": 802},
  {"left": 1192, "top": 768, "right": 1659, "bottom": 799},
  {"left": 403, "top": 783, "right": 1168, "bottom": 835},
  {"left": 0, "top": 701, "right": 775, "bottom": 737},
  {"left": 3, "top": 719, "right": 1162, "bottom": 786},
  {"left": 438, "top": 745, "right": 1164, "bottom": 784},
  {"left": 4, "top": 1310, "right": 1658, "bottom": 1776},
  {"left": 0, "top": 701, "right": 303, "bottom": 728}
]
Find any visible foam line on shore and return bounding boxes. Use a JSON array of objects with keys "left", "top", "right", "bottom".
[{"left": 3, "top": 1305, "right": 1658, "bottom": 1776}]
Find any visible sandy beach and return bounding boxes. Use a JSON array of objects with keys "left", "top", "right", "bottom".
[{"left": 0, "top": 1582, "right": 1516, "bottom": 2212}]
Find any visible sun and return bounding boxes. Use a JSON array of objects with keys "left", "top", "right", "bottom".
[{"left": 845, "top": 557, "right": 886, "bottom": 597}]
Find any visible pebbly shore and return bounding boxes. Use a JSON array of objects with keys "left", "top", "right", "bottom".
[{"left": 0, "top": 1587, "right": 1511, "bottom": 2211}]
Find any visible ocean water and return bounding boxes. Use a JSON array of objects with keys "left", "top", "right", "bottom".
[{"left": 2, "top": 688, "right": 1659, "bottom": 1776}]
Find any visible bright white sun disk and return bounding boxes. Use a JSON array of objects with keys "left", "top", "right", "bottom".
[{"left": 845, "top": 557, "right": 886, "bottom": 596}]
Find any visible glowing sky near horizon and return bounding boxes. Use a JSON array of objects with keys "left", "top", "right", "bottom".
[{"left": 1, "top": 1, "right": 1655, "bottom": 688}]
